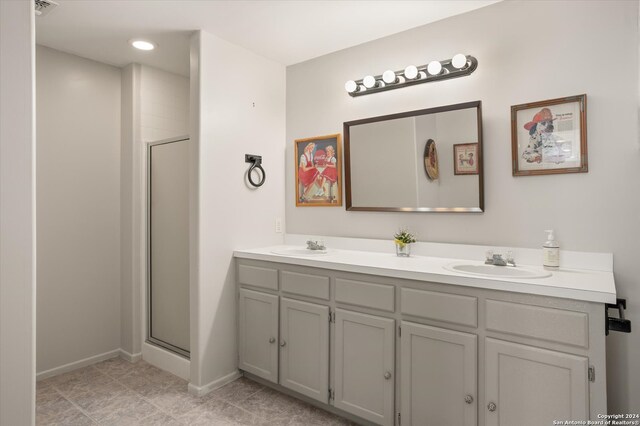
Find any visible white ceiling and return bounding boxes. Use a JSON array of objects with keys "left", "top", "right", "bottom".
[{"left": 36, "top": 0, "right": 500, "bottom": 76}]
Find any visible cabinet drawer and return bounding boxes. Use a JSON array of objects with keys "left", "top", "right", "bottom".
[
  {"left": 335, "top": 278, "right": 395, "bottom": 312},
  {"left": 401, "top": 288, "right": 477, "bottom": 327},
  {"left": 486, "top": 300, "right": 589, "bottom": 348},
  {"left": 281, "top": 270, "right": 330, "bottom": 300},
  {"left": 238, "top": 264, "right": 278, "bottom": 290}
]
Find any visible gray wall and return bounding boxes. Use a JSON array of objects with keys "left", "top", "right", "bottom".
[
  {"left": 286, "top": 1, "right": 640, "bottom": 412},
  {"left": 190, "top": 30, "right": 286, "bottom": 389},
  {"left": 0, "top": 0, "right": 36, "bottom": 423},
  {"left": 350, "top": 117, "right": 418, "bottom": 207},
  {"left": 36, "top": 46, "right": 122, "bottom": 373}
]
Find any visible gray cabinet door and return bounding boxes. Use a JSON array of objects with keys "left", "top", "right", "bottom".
[
  {"left": 334, "top": 309, "right": 395, "bottom": 426},
  {"left": 485, "top": 338, "right": 589, "bottom": 426},
  {"left": 280, "top": 297, "right": 329, "bottom": 403},
  {"left": 400, "top": 321, "right": 477, "bottom": 426},
  {"left": 238, "top": 288, "right": 279, "bottom": 383}
]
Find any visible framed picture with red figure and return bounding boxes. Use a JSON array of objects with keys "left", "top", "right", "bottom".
[
  {"left": 511, "top": 94, "right": 587, "bottom": 176},
  {"left": 294, "top": 134, "right": 342, "bottom": 207}
]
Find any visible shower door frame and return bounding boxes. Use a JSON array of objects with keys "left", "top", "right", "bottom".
[{"left": 146, "top": 136, "right": 190, "bottom": 359}]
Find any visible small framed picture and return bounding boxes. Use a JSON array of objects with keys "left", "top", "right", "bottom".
[
  {"left": 423, "top": 139, "right": 439, "bottom": 180},
  {"left": 294, "top": 134, "right": 342, "bottom": 207},
  {"left": 453, "top": 143, "right": 478, "bottom": 175},
  {"left": 511, "top": 94, "right": 587, "bottom": 176}
]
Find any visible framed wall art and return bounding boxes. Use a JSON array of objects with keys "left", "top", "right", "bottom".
[
  {"left": 423, "top": 139, "right": 439, "bottom": 180},
  {"left": 453, "top": 143, "right": 478, "bottom": 175},
  {"left": 511, "top": 94, "right": 587, "bottom": 176},
  {"left": 294, "top": 134, "right": 342, "bottom": 207}
]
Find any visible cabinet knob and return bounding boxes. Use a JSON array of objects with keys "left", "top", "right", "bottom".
[
  {"left": 464, "top": 395, "right": 474, "bottom": 404},
  {"left": 269, "top": 337, "right": 276, "bottom": 344},
  {"left": 384, "top": 371, "right": 392, "bottom": 380},
  {"left": 280, "top": 340, "right": 287, "bottom": 347},
  {"left": 487, "top": 402, "right": 497, "bottom": 412}
]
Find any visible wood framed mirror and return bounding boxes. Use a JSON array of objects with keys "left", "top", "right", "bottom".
[{"left": 344, "top": 101, "right": 483, "bottom": 212}]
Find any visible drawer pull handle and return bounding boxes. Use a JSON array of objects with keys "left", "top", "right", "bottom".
[
  {"left": 269, "top": 337, "right": 276, "bottom": 344},
  {"left": 384, "top": 371, "right": 392, "bottom": 380},
  {"left": 280, "top": 340, "right": 287, "bottom": 347},
  {"left": 488, "top": 402, "right": 497, "bottom": 412},
  {"left": 464, "top": 395, "right": 474, "bottom": 404}
]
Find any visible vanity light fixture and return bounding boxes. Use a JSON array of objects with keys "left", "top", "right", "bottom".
[
  {"left": 344, "top": 80, "right": 360, "bottom": 94},
  {"left": 130, "top": 39, "right": 156, "bottom": 51},
  {"left": 404, "top": 65, "right": 419, "bottom": 80},
  {"left": 451, "top": 53, "right": 468, "bottom": 69},
  {"left": 362, "top": 75, "right": 379, "bottom": 89},
  {"left": 345, "top": 53, "right": 477, "bottom": 97},
  {"left": 382, "top": 70, "right": 396, "bottom": 84},
  {"left": 427, "top": 60, "right": 442, "bottom": 76}
]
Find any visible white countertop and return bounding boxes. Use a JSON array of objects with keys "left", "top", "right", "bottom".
[{"left": 233, "top": 244, "right": 616, "bottom": 304}]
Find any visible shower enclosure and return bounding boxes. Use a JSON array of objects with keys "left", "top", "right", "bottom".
[{"left": 147, "top": 136, "right": 190, "bottom": 357}]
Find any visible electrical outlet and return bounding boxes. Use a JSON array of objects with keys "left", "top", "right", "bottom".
[{"left": 275, "top": 218, "right": 282, "bottom": 233}]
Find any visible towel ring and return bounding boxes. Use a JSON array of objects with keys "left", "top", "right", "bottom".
[{"left": 245, "top": 154, "right": 266, "bottom": 187}]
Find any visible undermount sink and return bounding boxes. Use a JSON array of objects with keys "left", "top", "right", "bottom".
[
  {"left": 271, "top": 247, "right": 329, "bottom": 256},
  {"left": 444, "top": 262, "right": 552, "bottom": 279}
]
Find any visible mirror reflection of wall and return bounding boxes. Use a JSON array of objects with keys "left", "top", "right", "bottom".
[
  {"left": 415, "top": 108, "right": 478, "bottom": 207},
  {"left": 346, "top": 101, "right": 482, "bottom": 212}
]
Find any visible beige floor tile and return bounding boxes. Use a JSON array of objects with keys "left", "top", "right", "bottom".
[
  {"left": 45, "top": 366, "right": 114, "bottom": 397},
  {"left": 36, "top": 393, "right": 95, "bottom": 425},
  {"left": 143, "top": 382, "right": 207, "bottom": 418},
  {"left": 178, "top": 398, "right": 261, "bottom": 426},
  {"left": 93, "top": 357, "right": 140, "bottom": 379},
  {"left": 118, "top": 366, "right": 185, "bottom": 397},
  {"left": 68, "top": 381, "right": 135, "bottom": 415},
  {"left": 87, "top": 393, "right": 159, "bottom": 424},
  {"left": 207, "top": 377, "right": 265, "bottom": 404},
  {"left": 36, "top": 383, "right": 64, "bottom": 407},
  {"left": 137, "top": 412, "right": 183, "bottom": 425},
  {"left": 236, "top": 387, "right": 307, "bottom": 418},
  {"left": 36, "top": 361, "right": 355, "bottom": 426}
]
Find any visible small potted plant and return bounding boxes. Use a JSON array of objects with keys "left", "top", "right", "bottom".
[{"left": 394, "top": 228, "right": 416, "bottom": 257}]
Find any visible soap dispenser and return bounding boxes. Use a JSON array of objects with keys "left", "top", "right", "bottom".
[{"left": 543, "top": 230, "right": 560, "bottom": 268}]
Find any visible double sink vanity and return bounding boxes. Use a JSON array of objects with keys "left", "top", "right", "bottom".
[
  {"left": 234, "top": 89, "right": 617, "bottom": 426},
  {"left": 234, "top": 235, "right": 616, "bottom": 426}
]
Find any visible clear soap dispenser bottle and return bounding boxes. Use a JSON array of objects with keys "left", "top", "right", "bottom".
[{"left": 543, "top": 229, "right": 560, "bottom": 268}]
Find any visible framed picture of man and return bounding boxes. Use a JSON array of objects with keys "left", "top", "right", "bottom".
[{"left": 294, "top": 134, "right": 342, "bottom": 207}]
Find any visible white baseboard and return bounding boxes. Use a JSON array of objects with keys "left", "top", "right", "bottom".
[
  {"left": 142, "top": 342, "right": 190, "bottom": 380},
  {"left": 36, "top": 349, "right": 121, "bottom": 381},
  {"left": 119, "top": 349, "right": 142, "bottom": 363},
  {"left": 188, "top": 370, "right": 241, "bottom": 397}
]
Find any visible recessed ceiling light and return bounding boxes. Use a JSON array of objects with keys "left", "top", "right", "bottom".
[{"left": 130, "top": 39, "right": 156, "bottom": 51}]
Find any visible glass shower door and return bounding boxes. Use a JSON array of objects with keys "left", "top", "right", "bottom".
[{"left": 147, "top": 137, "right": 190, "bottom": 357}]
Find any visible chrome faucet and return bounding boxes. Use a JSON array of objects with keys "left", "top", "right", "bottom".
[
  {"left": 485, "top": 250, "right": 516, "bottom": 267},
  {"left": 306, "top": 240, "right": 326, "bottom": 251}
]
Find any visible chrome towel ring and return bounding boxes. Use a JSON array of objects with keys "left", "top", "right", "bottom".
[{"left": 245, "top": 154, "right": 266, "bottom": 187}]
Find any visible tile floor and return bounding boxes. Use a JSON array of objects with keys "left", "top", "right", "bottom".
[{"left": 37, "top": 358, "right": 355, "bottom": 425}]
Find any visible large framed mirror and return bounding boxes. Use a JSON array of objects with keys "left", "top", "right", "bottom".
[{"left": 344, "top": 101, "right": 483, "bottom": 212}]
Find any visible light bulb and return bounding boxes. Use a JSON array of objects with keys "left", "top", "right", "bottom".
[
  {"left": 404, "top": 65, "right": 418, "bottom": 80},
  {"left": 363, "top": 75, "right": 377, "bottom": 89},
  {"left": 382, "top": 70, "right": 397, "bottom": 84},
  {"left": 451, "top": 54, "right": 467, "bottom": 69},
  {"left": 130, "top": 40, "right": 156, "bottom": 51},
  {"left": 427, "top": 61, "right": 442, "bottom": 76},
  {"left": 345, "top": 80, "right": 358, "bottom": 93}
]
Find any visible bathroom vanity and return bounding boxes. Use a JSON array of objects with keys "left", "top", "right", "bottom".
[{"left": 234, "top": 239, "right": 615, "bottom": 426}]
